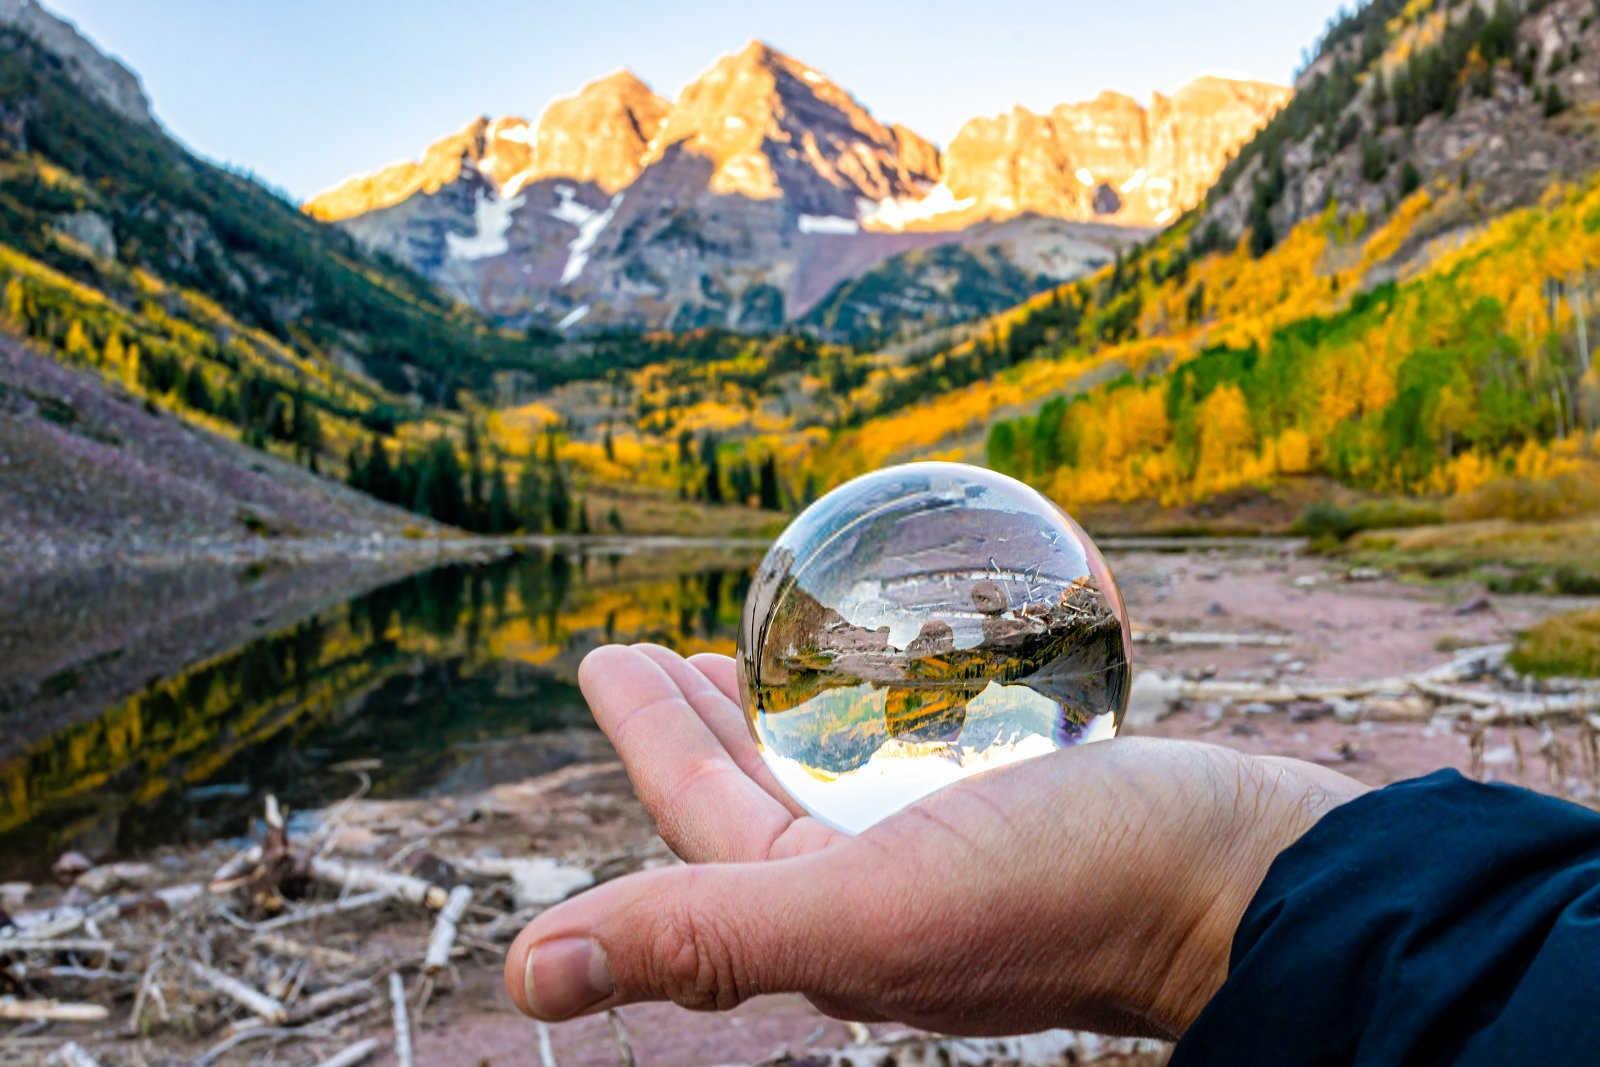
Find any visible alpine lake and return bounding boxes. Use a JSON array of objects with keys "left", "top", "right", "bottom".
[{"left": 0, "top": 543, "right": 763, "bottom": 880}]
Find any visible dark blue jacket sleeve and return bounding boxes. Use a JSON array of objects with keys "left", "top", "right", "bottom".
[{"left": 1171, "top": 769, "right": 1600, "bottom": 1066}]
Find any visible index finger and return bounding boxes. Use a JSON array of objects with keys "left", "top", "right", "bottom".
[{"left": 579, "top": 645, "right": 795, "bottom": 863}]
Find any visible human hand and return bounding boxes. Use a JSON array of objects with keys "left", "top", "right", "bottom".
[{"left": 505, "top": 644, "right": 1367, "bottom": 1039}]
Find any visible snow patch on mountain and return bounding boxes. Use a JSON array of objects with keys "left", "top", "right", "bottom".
[
  {"left": 446, "top": 189, "right": 523, "bottom": 260},
  {"left": 557, "top": 304, "right": 590, "bottom": 331},
  {"left": 550, "top": 185, "right": 597, "bottom": 227},
  {"left": 494, "top": 123, "right": 537, "bottom": 145},
  {"left": 858, "top": 185, "right": 977, "bottom": 231},
  {"left": 798, "top": 214, "right": 859, "bottom": 235},
  {"left": 560, "top": 192, "right": 623, "bottom": 285}
]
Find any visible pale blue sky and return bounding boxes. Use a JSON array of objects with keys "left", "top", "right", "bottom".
[{"left": 46, "top": 1, "right": 1343, "bottom": 202}]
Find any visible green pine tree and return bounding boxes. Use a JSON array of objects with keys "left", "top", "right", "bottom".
[
  {"left": 488, "top": 463, "right": 513, "bottom": 534},
  {"left": 758, "top": 454, "right": 782, "bottom": 511}
]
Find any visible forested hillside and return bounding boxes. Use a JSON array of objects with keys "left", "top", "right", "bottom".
[
  {"left": 0, "top": 19, "right": 619, "bottom": 539},
  {"left": 712, "top": 0, "right": 1600, "bottom": 523}
]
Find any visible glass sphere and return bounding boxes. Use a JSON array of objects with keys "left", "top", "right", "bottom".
[{"left": 737, "top": 462, "right": 1131, "bottom": 834}]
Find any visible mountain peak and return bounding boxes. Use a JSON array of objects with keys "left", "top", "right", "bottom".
[
  {"left": 731, "top": 38, "right": 783, "bottom": 66},
  {"left": 525, "top": 68, "right": 668, "bottom": 192},
  {"left": 305, "top": 70, "right": 668, "bottom": 219},
  {"left": 641, "top": 40, "right": 938, "bottom": 210},
  {"left": 589, "top": 67, "right": 652, "bottom": 90}
]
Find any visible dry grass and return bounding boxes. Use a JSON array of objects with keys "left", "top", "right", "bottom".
[
  {"left": 1351, "top": 516, "right": 1600, "bottom": 585},
  {"left": 1510, "top": 609, "right": 1600, "bottom": 677},
  {"left": 1446, "top": 471, "right": 1600, "bottom": 524}
]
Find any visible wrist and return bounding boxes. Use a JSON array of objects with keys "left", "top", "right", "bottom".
[{"left": 1128, "top": 749, "right": 1368, "bottom": 1037}]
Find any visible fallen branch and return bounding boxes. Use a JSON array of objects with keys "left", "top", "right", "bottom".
[
  {"left": 423, "top": 886, "right": 472, "bottom": 975},
  {"left": 4, "top": 907, "right": 84, "bottom": 941},
  {"left": 0, "top": 998, "right": 108, "bottom": 1023},
  {"left": 314, "top": 1037, "right": 380, "bottom": 1067},
  {"left": 389, "top": 973, "right": 414, "bottom": 1067},
  {"left": 453, "top": 857, "right": 595, "bottom": 909},
  {"left": 208, "top": 846, "right": 263, "bottom": 894},
  {"left": 252, "top": 932, "right": 359, "bottom": 968},
  {"left": 308, "top": 857, "right": 448, "bottom": 911},
  {"left": 288, "top": 980, "right": 375, "bottom": 1024},
  {"left": 191, "top": 1025, "right": 293, "bottom": 1067},
  {"left": 253, "top": 889, "right": 388, "bottom": 932},
  {"left": 39, "top": 966, "right": 138, "bottom": 985},
  {"left": 187, "top": 960, "right": 288, "bottom": 1024},
  {"left": 1169, "top": 644, "right": 1516, "bottom": 708},
  {"left": 1471, "top": 691, "right": 1600, "bottom": 725},
  {"left": 1413, "top": 681, "right": 1500, "bottom": 708},
  {"left": 0, "top": 938, "right": 113, "bottom": 955}
]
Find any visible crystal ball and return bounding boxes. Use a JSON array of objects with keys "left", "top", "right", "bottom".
[{"left": 737, "top": 462, "right": 1132, "bottom": 834}]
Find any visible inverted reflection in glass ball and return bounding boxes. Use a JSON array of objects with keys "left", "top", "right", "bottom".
[{"left": 737, "top": 462, "right": 1132, "bottom": 834}]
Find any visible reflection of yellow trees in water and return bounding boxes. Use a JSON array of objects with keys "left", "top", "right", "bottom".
[
  {"left": 0, "top": 620, "right": 400, "bottom": 835},
  {"left": 0, "top": 553, "right": 752, "bottom": 843}
]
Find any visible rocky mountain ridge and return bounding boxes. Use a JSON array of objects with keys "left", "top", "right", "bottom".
[
  {"left": 1199, "top": 0, "right": 1600, "bottom": 262},
  {"left": 306, "top": 42, "right": 1286, "bottom": 341},
  {"left": 937, "top": 77, "right": 1292, "bottom": 229},
  {"left": 0, "top": 0, "right": 150, "bottom": 126}
]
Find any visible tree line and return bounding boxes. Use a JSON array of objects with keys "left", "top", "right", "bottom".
[{"left": 347, "top": 427, "right": 606, "bottom": 535}]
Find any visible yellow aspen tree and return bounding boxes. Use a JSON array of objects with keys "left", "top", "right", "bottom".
[
  {"left": 63, "top": 319, "right": 91, "bottom": 363},
  {"left": 103, "top": 331, "right": 125, "bottom": 372},
  {"left": 2, "top": 278, "right": 24, "bottom": 328},
  {"left": 1274, "top": 428, "right": 1313, "bottom": 474},
  {"left": 1195, "top": 383, "right": 1255, "bottom": 487}
]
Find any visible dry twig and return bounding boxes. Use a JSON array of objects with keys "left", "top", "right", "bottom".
[
  {"left": 187, "top": 960, "right": 288, "bottom": 1024},
  {"left": 388, "top": 973, "right": 413, "bottom": 1067}
]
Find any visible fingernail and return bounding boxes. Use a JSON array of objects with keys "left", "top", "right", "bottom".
[{"left": 522, "top": 938, "right": 613, "bottom": 1019}]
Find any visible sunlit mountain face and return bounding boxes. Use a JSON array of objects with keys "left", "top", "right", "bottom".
[{"left": 304, "top": 42, "right": 1286, "bottom": 342}]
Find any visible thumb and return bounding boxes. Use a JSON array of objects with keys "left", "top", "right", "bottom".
[{"left": 503, "top": 854, "right": 848, "bottom": 1021}]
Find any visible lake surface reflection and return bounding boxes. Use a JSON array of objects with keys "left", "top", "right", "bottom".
[{"left": 0, "top": 545, "right": 759, "bottom": 878}]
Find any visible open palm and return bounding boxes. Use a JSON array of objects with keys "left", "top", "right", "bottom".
[{"left": 506, "top": 643, "right": 1367, "bottom": 1039}]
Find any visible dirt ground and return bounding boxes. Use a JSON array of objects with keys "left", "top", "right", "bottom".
[
  {"left": 4, "top": 541, "right": 1596, "bottom": 1066},
  {"left": 1116, "top": 544, "right": 1600, "bottom": 801}
]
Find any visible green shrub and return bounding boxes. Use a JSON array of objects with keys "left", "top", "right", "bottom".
[
  {"left": 1511, "top": 609, "right": 1600, "bottom": 677},
  {"left": 1294, "top": 501, "right": 1357, "bottom": 540},
  {"left": 1486, "top": 570, "right": 1544, "bottom": 595},
  {"left": 1294, "top": 498, "right": 1443, "bottom": 541},
  {"left": 1552, "top": 567, "right": 1600, "bottom": 596}
]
